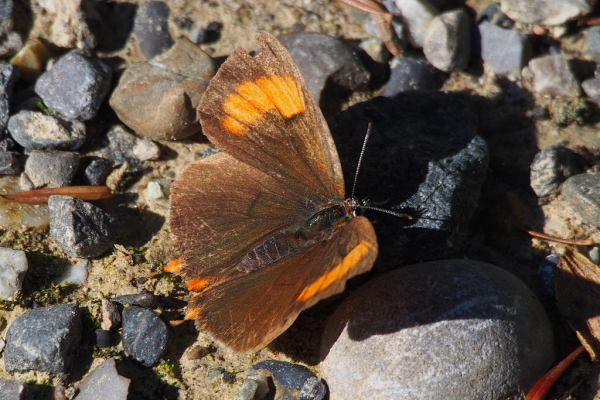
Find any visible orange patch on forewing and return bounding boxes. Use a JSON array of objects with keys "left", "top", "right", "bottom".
[
  {"left": 187, "top": 277, "right": 210, "bottom": 292},
  {"left": 220, "top": 73, "right": 305, "bottom": 137},
  {"left": 295, "top": 241, "right": 372, "bottom": 303},
  {"left": 184, "top": 307, "right": 201, "bottom": 320},
  {"left": 164, "top": 258, "right": 183, "bottom": 274}
]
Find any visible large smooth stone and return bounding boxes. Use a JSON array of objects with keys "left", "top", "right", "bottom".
[{"left": 320, "top": 260, "right": 555, "bottom": 400}]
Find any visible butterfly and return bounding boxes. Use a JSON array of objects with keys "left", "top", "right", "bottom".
[{"left": 168, "top": 32, "right": 378, "bottom": 351}]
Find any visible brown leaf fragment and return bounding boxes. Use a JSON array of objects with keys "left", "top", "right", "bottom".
[{"left": 555, "top": 246, "right": 600, "bottom": 360}]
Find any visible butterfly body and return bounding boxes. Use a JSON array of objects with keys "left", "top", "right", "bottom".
[{"left": 169, "top": 33, "right": 377, "bottom": 351}]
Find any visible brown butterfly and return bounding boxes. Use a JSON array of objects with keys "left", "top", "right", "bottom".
[{"left": 168, "top": 32, "right": 378, "bottom": 351}]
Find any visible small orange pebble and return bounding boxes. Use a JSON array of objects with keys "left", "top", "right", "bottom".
[{"left": 0, "top": 186, "right": 113, "bottom": 204}]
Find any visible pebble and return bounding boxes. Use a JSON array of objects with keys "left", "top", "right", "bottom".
[
  {"left": 392, "top": 0, "right": 439, "bottom": 48},
  {"left": 500, "top": 0, "right": 593, "bottom": 26},
  {"left": 0, "top": 31, "right": 22, "bottom": 59},
  {"left": 146, "top": 181, "right": 164, "bottom": 199},
  {"left": 585, "top": 26, "right": 600, "bottom": 62},
  {"left": 0, "top": 62, "right": 19, "bottom": 132},
  {"left": 0, "top": 380, "right": 26, "bottom": 399},
  {"left": 590, "top": 246, "right": 600, "bottom": 264},
  {"left": 73, "top": 358, "right": 130, "bottom": 400},
  {"left": 112, "top": 293, "right": 155, "bottom": 308},
  {"left": 0, "top": 151, "right": 19, "bottom": 174},
  {"left": 235, "top": 379, "right": 259, "bottom": 400},
  {"left": 92, "top": 329, "right": 112, "bottom": 348},
  {"left": 133, "top": 1, "right": 174, "bottom": 59},
  {"left": 478, "top": 21, "right": 531, "bottom": 76},
  {"left": 190, "top": 21, "right": 223, "bottom": 45},
  {"left": 110, "top": 38, "right": 215, "bottom": 140},
  {"left": 561, "top": 172, "right": 600, "bottom": 226},
  {"left": 476, "top": 2, "right": 513, "bottom": 27},
  {"left": 4, "top": 304, "right": 82, "bottom": 374},
  {"left": 10, "top": 39, "right": 51, "bottom": 83},
  {"left": 8, "top": 110, "right": 87, "bottom": 150},
  {"left": 329, "top": 91, "right": 488, "bottom": 264},
  {"left": 91, "top": 125, "right": 160, "bottom": 173},
  {"left": 54, "top": 259, "right": 90, "bottom": 285},
  {"left": 0, "top": 247, "right": 28, "bottom": 300},
  {"left": 277, "top": 32, "right": 370, "bottom": 104},
  {"left": 122, "top": 305, "right": 170, "bottom": 367},
  {"left": 529, "top": 54, "right": 580, "bottom": 97},
  {"left": 35, "top": 49, "right": 112, "bottom": 121},
  {"left": 24, "top": 150, "right": 80, "bottom": 188},
  {"left": 581, "top": 77, "right": 600, "bottom": 106},
  {"left": 49, "top": 0, "right": 102, "bottom": 51},
  {"left": 536, "top": 254, "right": 560, "bottom": 299},
  {"left": 83, "top": 158, "right": 113, "bottom": 186},
  {"left": 530, "top": 145, "right": 586, "bottom": 197},
  {"left": 320, "top": 260, "right": 555, "bottom": 399},
  {"left": 423, "top": 8, "right": 471, "bottom": 72},
  {"left": 48, "top": 195, "right": 119, "bottom": 258},
  {"left": 380, "top": 54, "right": 446, "bottom": 96},
  {"left": 202, "top": 147, "right": 219, "bottom": 158},
  {"left": 101, "top": 299, "right": 122, "bottom": 331},
  {"left": 250, "top": 360, "right": 326, "bottom": 400}
]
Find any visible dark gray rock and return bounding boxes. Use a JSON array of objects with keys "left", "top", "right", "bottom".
[
  {"left": 329, "top": 92, "right": 488, "bottom": 265},
  {"left": 202, "top": 147, "right": 219, "bottom": 158},
  {"left": 8, "top": 110, "right": 86, "bottom": 150},
  {"left": 581, "top": 77, "right": 600, "bottom": 106},
  {"left": 529, "top": 54, "right": 580, "bottom": 97},
  {"left": 391, "top": 0, "right": 439, "bottom": 48},
  {"left": 4, "top": 304, "right": 82, "bottom": 374},
  {"left": 235, "top": 379, "right": 259, "bottom": 400},
  {"left": 24, "top": 150, "right": 80, "bottom": 188},
  {"left": 501, "top": 0, "right": 592, "bottom": 25},
  {"left": 112, "top": 293, "right": 155, "bottom": 308},
  {"left": 93, "top": 329, "right": 112, "bottom": 348},
  {"left": 562, "top": 172, "right": 600, "bottom": 226},
  {"left": 74, "top": 358, "right": 130, "bottom": 400},
  {"left": 133, "top": 1, "right": 174, "bottom": 59},
  {"left": 0, "top": 0, "right": 14, "bottom": 33},
  {"left": 190, "top": 21, "right": 222, "bottom": 44},
  {"left": 278, "top": 32, "right": 370, "bottom": 104},
  {"left": 476, "top": 2, "right": 513, "bottom": 27},
  {"left": 530, "top": 145, "right": 586, "bottom": 197},
  {"left": 423, "top": 8, "right": 471, "bottom": 72},
  {"left": 0, "top": 32, "right": 22, "bottom": 59},
  {"left": 320, "top": 260, "right": 555, "bottom": 400},
  {"left": 48, "top": 196, "right": 119, "bottom": 258},
  {"left": 536, "top": 254, "right": 559, "bottom": 299},
  {"left": 83, "top": 158, "right": 113, "bottom": 186},
  {"left": 479, "top": 21, "right": 531, "bottom": 76},
  {"left": 122, "top": 306, "right": 170, "bottom": 367},
  {"left": 101, "top": 299, "right": 122, "bottom": 331},
  {"left": 35, "top": 49, "right": 112, "bottom": 121},
  {"left": 0, "top": 151, "right": 18, "bottom": 174},
  {"left": 250, "top": 360, "right": 326, "bottom": 400},
  {"left": 91, "top": 125, "right": 160, "bottom": 173},
  {"left": 381, "top": 54, "right": 446, "bottom": 96},
  {"left": 0, "top": 380, "right": 26, "bottom": 400},
  {"left": 585, "top": 26, "right": 600, "bottom": 62},
  {"left": 0, "top": 62, "right": 18, "bottom": 132}
]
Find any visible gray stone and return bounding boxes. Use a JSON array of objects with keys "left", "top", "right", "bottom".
[
  {"left": 562, "top": 172, "right": 600, "bottom": 226},
  {"left": 529, "top": 54, "right": 581, "bottom": 97},
  {"left": 93, "top": 329, "right": 112, "bottom": 348},
  {"left": 83, "top": 158, "right": 113, "bottom": 186},
  {"left": 24, "top": 150, "right": 80, "bottom": 188},
  {"left": 392, "top": 0, "right": 439, "bottom": 48},
  {"left": 585, "top": 26, "right": 600, "bottom": 61},
  {"left": 536, "top": 254, "right": 560, "bottom": 299},
  {"left": 101, "top": 299, "right": 122, "bottom": 331},
  {"left": 476, "top": 2, "right": 513, "bottom": 27},
  {"left": 329, "top": 92, "right": 488, "bottom": 264},
  {"left": 581, "top": 77, "right": 600, "bottom": 105},
  {"left": 0, "top": 32, "right": 23, "bottom": 58},
  {"left": 74, "top": 358, "right": 130, "bottom": 400},
  {"left": 35, "top": 49, "right": 112, "bottom": 121},
  {"left": 381, "top": 54, "right": 446, "bottom": 96},
  {"left": 0, "top": 63, "right": 19, "bottom": 132},
  {"left": 8, "top": 110, "right": 86, "bottom": 150},
  {"left": 250, "top": 360, "right": 325, "bottom": 399},
  {"left": 501, "top": 0, "right": 592, "bottom": 26},
  {"left": 48, "top": 196, "right": 119, "bottom": 258},
  {"left": 0, "top": 0, "right": 14, "bottom": 34},
  {"left": 133, "top": 1, "right": 174, "bottom": 59},
  {"left": 49, "top": 0, "right": 103, "bottom": 51},
  {"left": 112, "top": 293, "right": 155, "bottom": 308},
  {"left": 479, "top": 21, "right": 531, "bottom": 76},
  {"left": 0, "top": 151, "right": 18, "bottom": 175},
  {"left": 530, "top": 145, "right": 586, "bottom": 197},
  {"left": 0, "top": 247, "right": 28, "bottom": 300},
  {"left": 424, "top": 8, "right": 471, "bottom": 72},
  {"left": 235, "top": 379, "right": 259, "bottom": 400},
  {"left": 0, "top": 380, "right": 26, "bottom": 400},
  {"left": 320, "top": 260, "right": 555, "bottom": 400},
  {"left": 4, "top": 304, "right": 82, "bottom": 374},
  {"left": 122, "top": 306, "right": 170, "bottom": 367},
  {"left": 278, "top": 32, "right": 370, "bottom": 104}
]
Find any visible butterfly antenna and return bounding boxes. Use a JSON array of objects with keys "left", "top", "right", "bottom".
[
  {"left": 357, "top": 204, "right": 413, "bottom": 220},
  {"left": 351, "top": 122, "right": 372, "bottom": 201}
]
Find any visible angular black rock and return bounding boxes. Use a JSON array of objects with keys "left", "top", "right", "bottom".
[{"left": 121, "top": 306, "right": 170, "bottom": 367}]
